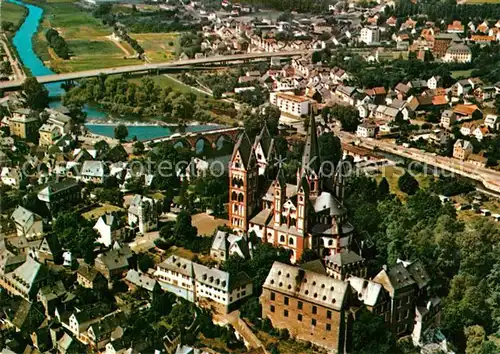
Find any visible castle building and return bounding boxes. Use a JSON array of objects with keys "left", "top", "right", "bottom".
[{"left": 229, "top": 114, "right": 354, "bottom": 263}]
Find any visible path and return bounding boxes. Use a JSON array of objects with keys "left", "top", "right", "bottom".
[
  {"left": 106, "top": 35, "right": 133, "bottom": 57},
  {"left": 162, "top": 73, "right": 212, "bottom": 96},
  {"left": 214, "top": 310, "right": 268, "bottom": 353},
  {"left": 1, "top": 34, "right": 25, "bottom": 81}
]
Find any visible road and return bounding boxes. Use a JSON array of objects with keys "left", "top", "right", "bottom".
[
  {"left": 0, "top": 50, "right": 311, "bottom": 90},
  {"left": 337, "top": 130, "right": 500, "bottom": 193},
  {"left": 1, "top": 34, "right": 25, "bottom": 82}
]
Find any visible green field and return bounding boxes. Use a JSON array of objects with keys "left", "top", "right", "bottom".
[
  {"left": 129, "top": 74, "right": 208, "bottom": 97},
  {"left": 26, "top": 0, "right": 142, "bottom": 72},
  {"left": 452, "top": 69, "right": 473, "bottom": 79},
  {"left": 1, "top": 2, "right": 28, "bottom": 31},
  {"left": 464, "top": 0, "right": 500, "bottom": 3},
  {"left": 130, "top": 33, "right": 178, "bottom": 63}
]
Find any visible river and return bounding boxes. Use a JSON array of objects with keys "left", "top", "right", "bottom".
[{"left": 7, "top": 0, "right": 221, "bottom": 141}]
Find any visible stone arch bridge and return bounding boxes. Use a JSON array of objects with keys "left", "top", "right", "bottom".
[{"left": 144, "top": 127, "right": 242, "bottom": 150}]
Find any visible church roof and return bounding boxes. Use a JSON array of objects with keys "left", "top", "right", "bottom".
[
  {"left": 231, "top": 132, "right": 255, "bottom": 170},
  {"left": 301, "top": 112, "right": 320, "bottom": 175}
]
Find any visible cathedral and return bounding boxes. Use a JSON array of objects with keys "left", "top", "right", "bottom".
[{"left": 228, "top": 114, "right": 356, "bottom": 264}]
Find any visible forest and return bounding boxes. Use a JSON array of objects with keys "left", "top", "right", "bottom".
[{"left": 45, "top": 28, "right": 70, "bottom": 60}]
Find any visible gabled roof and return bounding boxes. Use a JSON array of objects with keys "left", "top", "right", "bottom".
[
  {"left": 325, "top": 250, "right": 363, "bottom": 267},
  {"left": 11, "top": 206, "right": 41, "bottom": 228},
  {"left": 348, "top": 276, "right": 384, "bottom": 307},
  {"left": 403, "top": 259, "right": 430, "bottom": 290},
  {"left": 231, "top": 132, "right": 255, "bottom": 170}
]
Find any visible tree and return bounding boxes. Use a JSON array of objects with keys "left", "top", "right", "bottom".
[
  {"left": 318, "top": 133, "right": 342, "bottom": 172},
  {"left": 133, "top": 140, "right": 145, "bottom": 154},
  {"left": 378, "top": 177, "right": 390, "bottom": 199},
  {"left": 352, "top": 308, "right": 397, "bottom": 354},
  {"left": 23, "top": 77, "right": 49, "bottom": 110},
  {"left": 114, "top": 124, "right": 128, "bottom": 141},
  {"left": 137, "top": 253, "right": 155, "bottom": 272},
  {"left": 398, "top": 171, "right": 419, "bottom": 195}
]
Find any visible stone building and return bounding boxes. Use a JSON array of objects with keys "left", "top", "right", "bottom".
[{"left": 261, "top": 261, "right": 352, "bottom": 352}]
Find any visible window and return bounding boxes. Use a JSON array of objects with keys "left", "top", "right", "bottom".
[
  {"left": 270, "top": 292, "right": 275, "bottom": 301},
  {"left": 298, "top": 301, "right": 303, "bottom": 310},
  {"left": 279, "top": 235, "right": 285, "bottom": 242},
  {"left": 327, "top": 310, "right": 332, "bottom": 319},
  {"left": 297, "top": 314, "right": 302, "bottom": 321},
  {"left": 311, "top": 319, "right": 316, "bottom": 326},
  {"left": 312, "top": 306, "right": 317, "bottom": 314},
  {"left": 289, "top": 238, "right": 294, "bottom": 245},
  {"left": 284, "top": 296, "right": 289, "bottom": 305},
  {"left": 270, "top": 305, "right": 275, "bottom": 313},
  {"left": 326, "top": 324, "right": 331, "bottom": 331},
  {"left": 284, "top": 310, "right": 289, "bottom": 317}
]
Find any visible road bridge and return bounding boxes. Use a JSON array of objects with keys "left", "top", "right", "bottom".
[
  {"left": 0, "top": 50, "right": 310, "bottom": 91},
  {"left": 143, "top": 126, "right": 243, "bottom": 149}
]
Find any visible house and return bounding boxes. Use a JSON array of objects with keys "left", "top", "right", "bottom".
[
  {"left": 93, "top": 213, "right": 124, "bottom": 247},
  {"left": 127, "top": 194, "right": 158, "bottom": 234},
  {"left": 8, "top": 108, "right": 39, "bottom": 142},
  {"left": 453, "top": 139, "right": 473, "bottom": 160},
  {"left": 440, "top": 110, "right": 456, "bottom": 129},
  {"left": 260, "top": 261, "right": 351, "bottom": 352},
  {"left": 472, "top": 125, "right": 489, "bottom": 141},
  {"left": 125, "top": 269, "right": 158, "bottom": 292},
  {"left": 0, "top": 256, "right": 49, "bottom": 300},
  {"left": 443, "top": 42, "right": 472, "bottom": 63},
  {"left": 11, "top": 206, "right": 43, "bottom": 239},
  {"left": 210, "top": 230, "right": 250, "bottom": 262},
  {"left": 453, "top": 79, "right": 472, "bottom": 97},
  {"left": 1, "top": 167, "right": 21, "bottom": 187},
  {"left": 460, "top": 122, "right": 476, "bottom": 136},
  {"left": 77, "top": 264, "right": 108, "bottom": 290},
  {"left": 83, "top": 311, "right": 125, "bottom": 350},
  {"left": 372, "top": 260, "right": 435, "bottom": 337},
  {"left": 94, "top": 243, "right": 132, "bottom": 281},
  {"left": 484, "top": 114, "right": 500, "bottom": 130},
  {"left": 468, "top": 153, "right": 488, "bottom": 167},
  {"left": 80, "top": 161, "right": 108, "bottom": 184},
  {"left": 270, "top": 92, "right": 311, "bottom": 118},
  {"left": 360, "top": 27, "right": 380, "bottom": 44},
  {"left": 37, "top": 179, "right": 81, "bottom": 214},
  {"left": 395, "top": 83, "right": 411, "bottom": 99},
  {"left": 474, "top": 86, "right": 496, "bottom": 101},
  {"left": 336, "top": 85, "right": 358, "bottom": 105},
  {"left": 35, "top": 233, "right": 62, "bottom": 264},
  {"left": 39, "top": 124, "right": 63, "bottom": 146},
  {"left": 447, "top": 21, "right": 464, "bottom": 33},
  {"left": 427, "top": 76, "right": 442, "bottom": 90},
  {"left": 365, "top": 87, "right": 386, "bottom": 104},
  {"left": 454, "top": 104, "right": 482, "bottom": 121},
  {"left": 356, "top": 122, "right": 377, "bottom": 138},
  {"left": 155, "top": 255, "right": 253, "bottom": 314}
]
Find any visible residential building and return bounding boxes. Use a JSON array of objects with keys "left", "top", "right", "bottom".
[
  {"left": 39, "top": 124, "right": 63, "bottom": 146},
  {"left": 154, "top": 255, "right": 253, "bottom": 314},
  {"left": 93, "top": 213, "right": 124, "bottom": 247},
  {"left": 454, "top": 104, "right": 482, "bottom": 121},
  {"left": 356, "top": 122, "right": 377, "bottom": 138},
  {"left": 8, "top": 108, "right": 39, "bottom": 142},
  {"left": 443, "top": 42, "right": 472, "bottom": 63},
  {"left": 440, "top": 110, "right": 456, "bottom": 129},
  {"left": 37, "top": 179, "right": 81, "bottom": 213},
  {"left": 473, "top": 125, "right": 489, "bottom": 141},
  {"left": 453, "top": 139, "right": 473, "bottom": 160},
  {"left": 11, "top": 206, "right": 43, "bottom": 239},
  {"left": 336, "top": 85, "right": 358, "bottom": 105},
  {"left": 127, "top": 194, "right": 158, "bottom": 234},
  {"left": 372, "top": 260, "right": 430, "bottom": 336},
  {"left": 77, "top": 264, "right": 108, "bottom": 290},
  {"left": 1, "top": 167, "right": 21, "bottom": 187},
  {"left": 260, "top": 261, "right": 352, "bottom": 352},
  {"left": 348, "top": 276, "right": 390, "bottom": 318},
  {"left": 80, "top": 161, "right": 108, "bottom": 184},
  {"left": 0, "top": 256, "right": 49, "bottom": 300},
  {"left": 360, "top": 27, "right": 380, "bottom": 44},
  {"left": 447, "top": 21, "right": 464, "bottom": 33},
  {"left": 94, "top": 243, "right": 132, "bottom": 280},
  {"left": 427, "top": 76, "right": 442, "bottom": 90},
  {"left": 484, "top": 114, "right": 500, "bottom": 130},
  {"left": 210, "top": 230, "right": 250, "bottom": 262},
  {"left": 270, "top": 92, "right": 311, "bottom": 118}
]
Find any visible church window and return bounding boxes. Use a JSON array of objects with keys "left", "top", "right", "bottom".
[
  {"left": 289, "top": 238, "right": 294, "bottom": 246},
  {"left": 237, "top": 193, "right": 244, "bottom": 202},
  {"left": 328, "top": 239, "right": 334, "bottom": 246},
  {"left": 279, "top": 235, "right": 285, "bottom": 243},
  {"left": 231, "top": 192, "right": 237, "bottom": 201}
]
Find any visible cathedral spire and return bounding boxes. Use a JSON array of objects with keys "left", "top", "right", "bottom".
[{"left": 301, "top": 109, "right": 320, "bottom": 176}]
